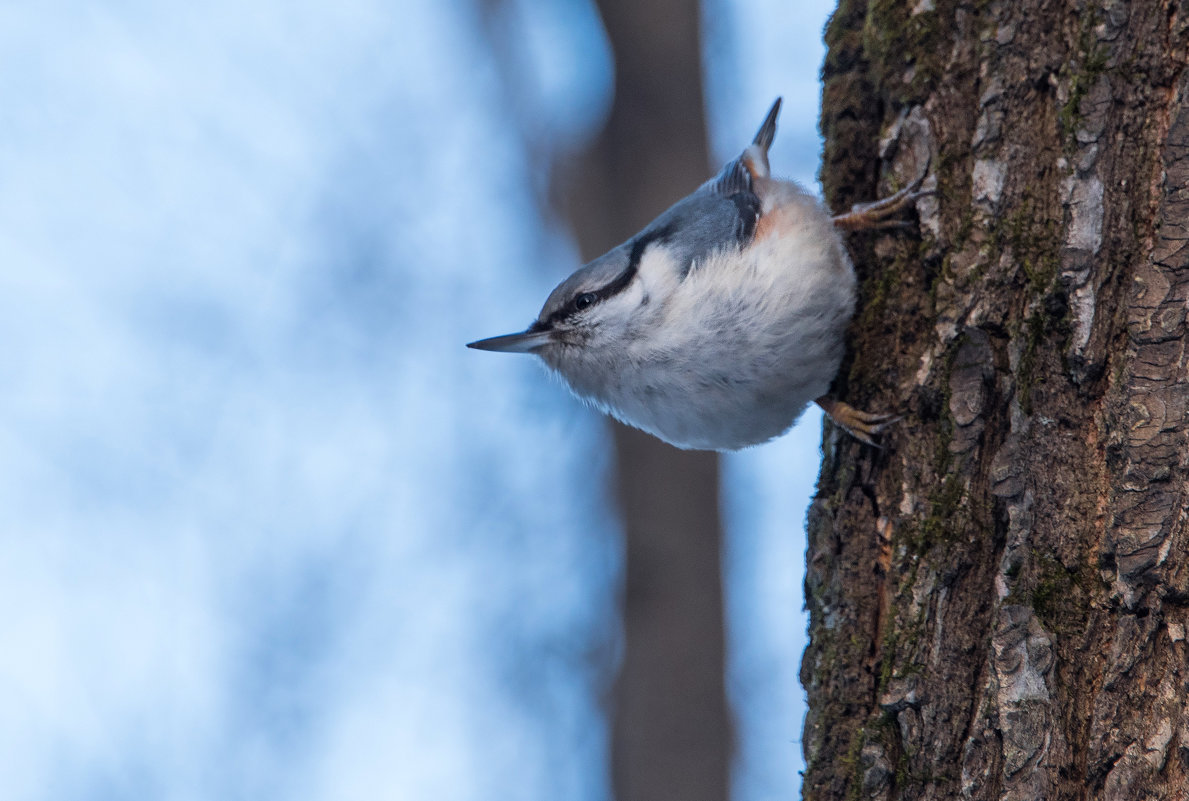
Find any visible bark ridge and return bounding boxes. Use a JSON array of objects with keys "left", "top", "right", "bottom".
[{"left": 805, "top": 2, "right": 1189, "bottom": 799}]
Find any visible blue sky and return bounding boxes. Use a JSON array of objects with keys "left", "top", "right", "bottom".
[{"left": 0, "top": 1, "right": 833, "bottom": 799}]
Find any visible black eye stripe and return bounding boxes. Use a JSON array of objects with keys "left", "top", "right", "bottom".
[
  {"left": 547, "top": 224, "right": 676, "bottom": 324},
  {"left": 627, "top": 223, "right": 675, "bottom": 271}
]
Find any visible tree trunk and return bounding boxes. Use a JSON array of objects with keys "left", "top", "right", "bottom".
[
  {"left": 805, "top": 2, "right": 1189, "bottom": 800},
  {"left": 559, "top": 3, "right": 731, "bottom": 801}
]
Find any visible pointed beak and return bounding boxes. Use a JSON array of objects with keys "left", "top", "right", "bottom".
[{"left": 466, "top": 327, "right": 552, "bottom": 353}]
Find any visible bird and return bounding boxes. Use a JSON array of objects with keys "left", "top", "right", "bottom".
[{"left": 468, "top": 98, "right": 926, "bottom": 451}]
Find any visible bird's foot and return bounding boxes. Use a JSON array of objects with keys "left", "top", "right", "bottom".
[
  {"left": 815, "top": 396, "right": 900, "bottom": 447},
  {"left": 831, "top": 170, "right": 932, "bottom": 232}
]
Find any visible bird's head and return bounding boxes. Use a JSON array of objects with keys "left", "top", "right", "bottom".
[{"left": 467, "top": 226, "right": 681, "bottom": 373}]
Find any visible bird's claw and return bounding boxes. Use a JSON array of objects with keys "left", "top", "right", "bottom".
[
  {"left": 815, "top": 396, "right": 901, "bottom": 447},
  {"left": 831, "top": 169, "right": 933, "bottom": 232}
]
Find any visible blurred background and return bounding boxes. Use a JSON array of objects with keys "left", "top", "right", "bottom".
[{"left": 0, "top": 1, "right": 835, "bottom": 799}]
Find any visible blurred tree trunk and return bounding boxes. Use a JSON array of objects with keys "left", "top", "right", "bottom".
[
  {"left": 805, "top": 1, "right": 1189, "bottom": 799},
  {"left": 559, "top": 2, "right": 731, "bottom": 801}
]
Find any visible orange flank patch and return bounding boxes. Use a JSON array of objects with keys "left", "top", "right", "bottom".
[
  {"left": 753, "top": 204, "right": 795, "bottom": 241},
  {"left": 743, "top": 152, "right": 763, "bottom": 180}
]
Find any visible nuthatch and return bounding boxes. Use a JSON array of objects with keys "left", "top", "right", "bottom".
[{"left": 469, "top": 99, "right": 926, "bottom": 451}]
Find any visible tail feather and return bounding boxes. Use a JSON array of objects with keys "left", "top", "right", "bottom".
[
  {"left": 753, "top": 97, "right": 781, "bottom": 151},
  {"left": 742, "top": 97, "right": 781, "bottom": 180},
  {"left": 698, "top": 97, "right": 783, "bottom": 195}
]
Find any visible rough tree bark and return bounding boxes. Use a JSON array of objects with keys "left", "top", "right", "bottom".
[
  {"left": 559, "top": 3, "right": 731, "bottom": 801},
  {"left": 805, "top": 1, "right": 1189, "bottom": 800}
]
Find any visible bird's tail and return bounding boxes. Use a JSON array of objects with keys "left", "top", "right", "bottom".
[{"left": 742, "top": 97, "right": 780, "bottom": 180}]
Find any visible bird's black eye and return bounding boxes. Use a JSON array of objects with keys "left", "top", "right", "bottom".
[{"left": 573, "top": 292, "right": 598, "bottom": 311}]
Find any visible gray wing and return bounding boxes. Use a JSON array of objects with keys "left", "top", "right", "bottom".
[
  {"left": 653, "top": 97, "right": 781, "bottom": 274},
  {"left": 699, "top": 149, "right": 756, "bottom": 199},
  {"left": 646, "top": 191, "right": 760, "bottom": 279}
]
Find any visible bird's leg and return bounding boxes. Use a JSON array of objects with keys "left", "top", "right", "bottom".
[
  {"left": 819, "top": 170, "right": 927, "bottom": 443},
  {"left": 815, "top": 396, "right": 900, "bottom": 446},
  {"left": 831, "top": 173, "right": 932, "bottom": 232}
]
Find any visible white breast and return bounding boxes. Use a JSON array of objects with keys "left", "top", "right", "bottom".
[{"left": 603, "top": 182, "right": 856, "bottom": 450}]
